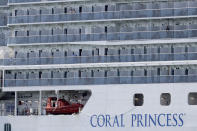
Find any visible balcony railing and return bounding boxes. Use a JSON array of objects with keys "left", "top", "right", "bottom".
[
  {"left": 8, "top": 7, "right": 197, "bottom": 25},
  {"left": 4, "top": 75, "right": 197, "bottom": 87},
  {"left": 0, "top": 0, "right": 8, "bottom": 6},
  {"left": 8, "top": 29, "right": 197, "bottom": 45},
  {"left": 0, "top": 52, "right": 197, "bottom": 65},
  {"left": 8, "top": 0, "right": 40, "bottom": 3}
]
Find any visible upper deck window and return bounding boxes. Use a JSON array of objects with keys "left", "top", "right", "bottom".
[
  {"left": 105, "top": 5, "right": 108, "bottom": 12},
  {"left": 79, "top": 6, "right": 82, "bottom": 13},
  {"left": 64, "top": 7, "right": 67, "bottom": 14},
  {"left": 52, "top": 8, "right": 54, "bottom": 14}
]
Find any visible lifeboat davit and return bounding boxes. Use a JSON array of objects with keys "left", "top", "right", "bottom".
[{"left": 45, "top": 97, "right": 84, "bottom": 115}]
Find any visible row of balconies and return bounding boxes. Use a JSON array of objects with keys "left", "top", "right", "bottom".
[
  {"left": 8, "top": 8, "right": 197, "bottom": 25},
  {"left": 8, "top": 30, "right": 197, "bottom": 45},
  {"left": 0, "top": 53, "right": 197, "bottom": 65},
  {"left": 6, "top": 0, "right": 197, "bottom": 8},
  {"left": 3, "top": 64, "right": 196, "bottom": 87},
  {"left": 4, "top": 75, "right": 197, "bottom": 87}
]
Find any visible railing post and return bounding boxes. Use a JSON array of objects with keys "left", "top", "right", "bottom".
[
  {"left": 14, "top": 91, "right": 17, "bottom": 116},
  {"left": 39, "top": 91, "right": 42, "bottom": 115}
]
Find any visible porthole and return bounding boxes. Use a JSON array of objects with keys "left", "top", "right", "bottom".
[
  {"left": 188, "top": 93, "right": 197, "bottom": 105},
  {"left": 134, "top": 93, "right": 144, "bottom": 106},
  {"left": 160, "top": 93, "right": 171, "bottom": 106}
]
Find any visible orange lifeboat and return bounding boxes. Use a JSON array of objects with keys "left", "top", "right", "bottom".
[{"left": 45, "top": 97, "right": 84, "bottom": 115}]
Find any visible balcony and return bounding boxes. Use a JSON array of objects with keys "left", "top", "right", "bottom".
[
  {"left": 0, "top": 52, "right": 197, "bottom": 66},
  {"left": 8, "top": 29, "right": 197, "bottom": 45},
  {"left": 8, "top": 0, "right": 40, "bottom": 3},
  {"left": 8, "top": 6, "right": 197, "bottom": 25},
  {"left": 0, "top": 0, "right": 8, "bottom": 6},
  {"left": 4, "top": 75, "right": 197, "bottom": 87}
]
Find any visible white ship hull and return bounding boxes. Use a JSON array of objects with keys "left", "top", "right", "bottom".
[{"left": 1, "top": 82, "right": 197, "bottom": 131}]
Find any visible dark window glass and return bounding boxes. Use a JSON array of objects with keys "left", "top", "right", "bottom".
[
  {"left": 160, "top": 93, "right": 171, "bottom": 106},
  {"left": 134, "top": 94, "right": 144, "bottom": 106}
]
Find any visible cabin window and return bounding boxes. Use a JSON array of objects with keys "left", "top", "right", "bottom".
[
  {"left": 92, "top": 6, "right": 94, "bottom": 12},
  {"left": 105, "top": 5, "right": 108, "bottom": 11},
  {"left": 79, "top": 6, "right": 82, "bottom": 13},
  {"left": 78, "top": 70, "right": 81, "bottom": 78},
  {"left": 15, "top": 31, "right": 18, "bottom": 37},
  {"left": 105, "top": 26, "right": 108, "bottom": 33},
  {"left": 4, "top": 123, "right": 11, "bottom": 131},
  {"left": 144, "top": 69, "right": 147, "bottom": 76},
  {"left": 134, "top": 93, "right": 144, "bottom": 106},
  {"left": 39, "top": 9, "right": 42, "bottom": 15},
  {"left": 118, "top": 49, "right": 121, "bottom": 55},
  {"left": 117, "top": 69, "right": 120, "bottom": 76},
  {"left": 171, "top": 69, "right": 174, "bottom": 75},
  {"left": 64, "top": 51, "right": 67, "bottom": 56},
  {"left": 39, "top": 50, "right": 42, "bottom": 57},
  {"left": 64, "top": 28, "right": 67, "bottom": 35},
  {"left": 160, "top": 93, "right": 171, "bottom": 106},
  {"left": 51, "top": 71, "right": 53, "bottom": 78},
  {"left": 158, "top": 47, "right": 160, "bottom": 54},
  {"left": 15, "top": 10, "right": 17, "bottom": 16},
  {"left": 105, "top": 48, "right": 108, "bottom": 56},
  {"left": 131, "top": 48, "right": 134, "bottom": 54},
  {"left": 52, "top": 8, "right": 54, "bottom": 14},
  {"left": 51, "top": 29, "right": 54, "bottom": 35},
  {"left": 104, "top": 70, "right": 107, "bottom": 77},
  {"left": 38, "top": 30, "right": 41, "bottom": 36},
  {"left": 79, "top": 49, "right": 82, "bottom": 56},
  {"left": 27, "top": 9, "right": 29, "bottom": 15},
  {"left": 39, "top": 71, "right": 42, "bottom": 79},
  {"left": 171, "top": 46, "right": 174, "bottom": 53},
  {"left": 185, "top": 46, "right": 188, "bottom": 53},
  {"left": 185, "top": 68, "right": 189, "bottom": 75},
  {"left": 130, "top": 70, "right": 133, "bottom": 76},
  {"left": 14, "top": 51, "right": 17, "bottom": 58},
  {"left": 27, "top": 30, "right": 29, "bottom": 36},
  {"left": 188, "top": 93, "right": 197, "bottom": 105},
  {"left": 26, "top": 73, "right": 29, "bottom": 79},
  {"left": 157, "top": 68, "right": 160, "bottom": 76},
  {"left": 92, "top": 50, "right": 94, "bottom": 56},
  {"left": 14, "top": 73, "right": 17, "bottom": 79},
  {"left": 6, "top": 70, "right": 11, "bottom": 74},
  {"left": 96, "top": 48, "right": 99, "bottom": 56},
  {"left": 64, "top": 7, "right": 67, "bottom": 14},
  {"left": 144, "top": 46, "right": 147, "bottom": 54},
  {"left": 64, "top": 71, "right": 67, "bottom": 78},
  {"left": 91, "top": 70, "right": 94, "bottom": 77}
]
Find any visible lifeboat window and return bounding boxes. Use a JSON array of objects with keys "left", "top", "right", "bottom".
[
  {"left": 188, "top": 93, "right": 197, "bottom": 105},
  {"left": 134, "top": 93, "right": 144, "bottom": 106},
  {"left": 160, "top": 93, "right": 171, "bottom": 106},
  {"left": 4, "top": 123, "right": 11, "bottom": 131}
]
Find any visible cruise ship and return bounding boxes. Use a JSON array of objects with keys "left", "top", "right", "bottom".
[{"left": 0, "top": 0, "right": 197, "bottom": 131}]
